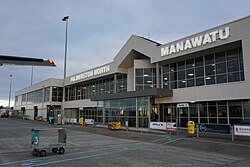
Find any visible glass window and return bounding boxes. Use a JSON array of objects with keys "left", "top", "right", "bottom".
[
  {"left": 187, "top": 79, "right": 194, "bottom": 87},
  {"left": 22, "top": 94, "right": 27, "bottom": 104},
  {"left": 218, "top": 105, "right": 228, "bottom": 124},
  {"left": 186, "top": 69, "right": 194, "bottom": 79},
  {"left": 170, "top": 81, "right": 177, "bottom": 89},
  {"left": 136, "top": 85, "right": 143, "bottom": 90},
  {"left": 144, "top": 68, "right": 152, "bottom": 77},
  {"left": 216, "top": 62, "right": 226, "bottom": 74},
  {"left": 208, "top": 105, "right": 217, "bottom": 123},
  {"left": 241, "top": 71, "right": 245, "bottom": 81},
  {"left": 161, "top": 46, "right": 244, "bottom": 90},
  {"left": 163, "top": 65, "right": 169, "bottom": 73},
  {"left": 205, "top": 76, "right": 215, "bottom": 85},
  {"left": 228, "top": 72, "right": 240, "bottom": 82},
  {"left": 170, "top": 63, "right": 177, "bottom": 72},
  {"left": 163, "top": 73, "right": 169, "bottom": 89},
  {"left": 135, "top": 68, "right": 156, "bottom": 90},
  {"left": 163, "top": 73, "right": 169, "bottom": 81},
  {"left": 199, "top": 102, "right": 207, "bottom": 117},
  {"left": 240, "top": 58, "right": 244, "bottom": 71},
  {"left": 227, "top": 48, "right": 238, "bottom": 61},
  {"left": 195, "top": 67, "right": 204, "bottom": 77},
  {"left": 27, "top": 92, "right": 33, "bottom": 104},
  {"left": 178, "top": 61, "right": 185, "bottom": 70},
  {"left": 239, "top": 47, "right": 243, "bottom": 59},
  {"left": 190, "top": 107, "right": 198, "bottom": 117},
  {"left": 135, "top": 77, "right": 143, "bottom": 84},
  {"left": 227, "top": 60, "right": 239, "bottom": 72},
  {"left": 178, "top": 80, "right": 186, "bottom": 88},
  {"left": 205, "top": 65, "right": 215, "bottom": 75},
  {"left": 196, "top": 77, "right": 204, "bottom": 86},
  {"left": 170, "top": 72, "right": 177, "bottom": 81},
  {"left": 186, "top": 59, "right": 194, "bottom": 69},
  {"left": 216, "top": 74, "right": 227, "bottom": 84},
  {"left": 163, "top": 81, "right": 169, "bottom": 89},
  {"left": 116, "top": 74, "right": 127, "bottom": 93},
  {"left": 178, "top": 70, "right": 185, "bottom": 80},
  {"left": 135, "top": 69, "right": 143, "bottom": 76},
  {"left": 195, "top": 57, "right": 204, "bottom": 67},
  {"left": 205, "top": 54, "right": 214, "bottom": 65},
  {"left": 229, "top": 100, "right": 243, "bottom": 124},
  {"left": 243, "top": 100, "right": 250, "bottom": 118},
  {"left": 218, "top": 106, "right": 227, "bottom": 117},
  {"left": 215, "top": 51, "right": 226, "bottom": 63}
]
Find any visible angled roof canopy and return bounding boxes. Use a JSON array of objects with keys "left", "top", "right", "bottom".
[
  {"left": 0, "top": 55, "right": 56, "bottom": 67},
  {"left": 90, "top": 88, "right": 173, "bottom": 101}
]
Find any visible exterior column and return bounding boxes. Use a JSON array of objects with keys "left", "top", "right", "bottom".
[
  {"left": 114, "top": 74, "right": 117, "bottom": 94},
  {"left": 148, "top": 97, "right": 151, "bottom": 128},
  {"left": 136, "top": 97, "right": 138, "bottom": 129},
  {"left": 103, "top": 101, "right": 105, "bottom": 126},
  {"left": 156, "top": 63, "right": 160, "bottom": 88}
]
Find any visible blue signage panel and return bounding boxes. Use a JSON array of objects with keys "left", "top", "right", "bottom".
[{"left": 198, "top": 124, "right": 231, "bottom": 134}]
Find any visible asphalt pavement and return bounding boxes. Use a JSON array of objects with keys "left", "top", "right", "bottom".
[{"left": 1, "top": 118, "right": 250, "bottom": 167}]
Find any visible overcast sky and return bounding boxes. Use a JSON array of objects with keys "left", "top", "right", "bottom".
[{"left": 0, "top": 0, "right": 250, "bottom": 107}]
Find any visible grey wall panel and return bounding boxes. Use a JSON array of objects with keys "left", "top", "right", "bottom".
[
  {"left": 127, "top": 67, "right": 134, "bottom": 91},
  {"left": 155, "top": 82, "right": 250, "bottom": 104},
  {"left": 64, "top": 99, "right": 96, "bottom": 108},
  {"left": 15, "top": 78, "right": 63, "bottom": 96},
  {"left": 242, "top": 38, "right": 250, "bottom": 81}
]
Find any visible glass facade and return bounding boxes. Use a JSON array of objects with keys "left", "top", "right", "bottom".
[
  {"left": 65, "top": 74, "right": 128, "bottom": 101},
  {"left": 162, "top": 47, "right": 244, "bottom": 90},
  {"left": 116, "top": 74, "right": 127, "bottom": 93},
  {"left": 104, "top": 98, "right": 136, "bottom": 127},
  {"left": 19, "top": 86, "right": 55, "bottom": 105},
  {"left": 80, "top": 107, "right": 98, "bottom": 122},
  {"left": 21, "top": 94, "right": 26, "bottom": 105},
  {"left": 44, "top": 87, "right": 50, "bottom": 102},
  {"left": 135, "top": 68, "right": 156, "bottom": 90},
  {"left": 63, "top": 45, "right": 246, "bottom": 128},
  {"left": 65, "top": 77, "right": 116, "bottom": 101},
  {"left": 33, "top": 89, "right": 43, "bottom": 103},
  {"left": 160, "top": 100, "right": 250, "bottom": 127},
  {"left": 138, "top": 97, "right": 149, "bottom": 128},
  {"left": 102, "top": 97, "right": 149, "bottom": 128},
  {"left": 52, "top": 87, "right": 63, "bottom": 102}
]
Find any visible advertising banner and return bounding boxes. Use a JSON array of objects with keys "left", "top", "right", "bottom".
[
  {"left": 167, "top": 122, "right": 177, "bottom": 131},
  {"left": 198, "top": 124, "right": 231, "bottom": 134},
  {"left": 85, "top": 119, "right": 94, "bottom": 125},
  {"left": 150, "top": 122, "right": 167, "bottom": 130},
  {"left": 234, "top": 125, "right": 250, "bottom": 136},
  {"left": 70, "top": 118, "right": 77, "bottom": 123}
]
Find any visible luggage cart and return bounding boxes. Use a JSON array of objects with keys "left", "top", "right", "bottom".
[{"left": 31, "top": 128, "right": 66, "bottom": 157}]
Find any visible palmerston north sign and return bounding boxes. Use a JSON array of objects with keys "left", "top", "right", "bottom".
[{"left": 70, "top": 65, "right": 111, "bottom": 82}]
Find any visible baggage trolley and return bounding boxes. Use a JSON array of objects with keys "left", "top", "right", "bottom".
[{"left": 31, "top": 128, "right": 66, "bottom": 157}]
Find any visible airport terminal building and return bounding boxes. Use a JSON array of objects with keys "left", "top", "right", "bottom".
[{"left": 15, "top": 16, "right": 250, "bottom": 128}]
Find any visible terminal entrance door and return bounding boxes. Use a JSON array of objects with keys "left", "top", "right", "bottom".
[
  {"left": 177, "top": 103, "right": 189, "bottom": 127},
  {"left": 34, "top": 106, "right": 38, "bottom": 120}
]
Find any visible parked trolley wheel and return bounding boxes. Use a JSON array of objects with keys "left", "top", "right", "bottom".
[
  {"left": 32, "top": 148, "right": 39, "bottom": 156},
  {"left": 39, "top": 150, "right": 46, "bottom": 157},
  {"left": 52, "top": 148, "right": 58, "bottom": 153},
  {"left": 58, "top": 147, "right": 65, "bottom": 154}
]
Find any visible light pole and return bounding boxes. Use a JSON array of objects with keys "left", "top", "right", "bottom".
[
  {"left": 8, "top": 75, "right": 13, "bottom": 111},
  {"left": 62, "top": 16, "right": 69, "bottom": 123},
  {"left": 31, "top": 66, "right": 34, "bottom": 85}
]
